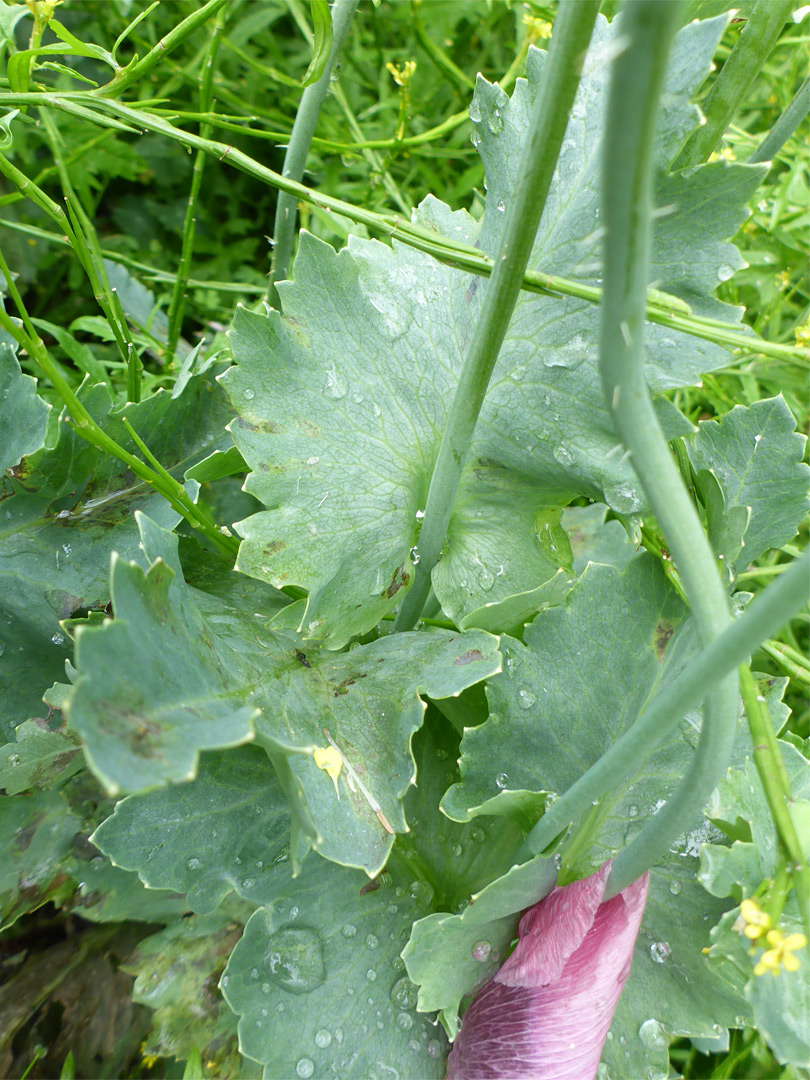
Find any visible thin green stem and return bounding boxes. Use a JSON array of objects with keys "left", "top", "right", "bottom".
[
  {"left": 0, "top": 250, "right": 237, "bottom": 558},
  {"left": 759, "top": 640, "right": 810, "bottom": 686},
  {"left": 269, "top": 0, "right": 360, "bottom": 305},
  {"left": 739, "top": 664, "right": 810, "bottom": 938},
  {"left": 412, "top": 2, "right": 474, "bottom": 91},
  {"left": 92, "top": 0, "right": 228, "bottom": 99},
  {"left": 0, "top": 90, "right": 803, "bottom": 364},
  {"left": 597, "top": 0, "right": 738, "bottom": 900},
  {"left": 166, "top": 6, "right": 226, "bottom": 357},
  {"left": 676, "top": 0, "right": 795, "bottom": 169},
  {"left": 521, "top": 547, "right": 810, "bottom": 862},
  {"left": 749, "top": 74, "right": 810, "bottom": 164},
  {"left": 392, "top": 0, "right": 600, "bottom": 631}
]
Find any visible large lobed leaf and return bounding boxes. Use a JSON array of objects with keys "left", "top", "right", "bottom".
[
  {"left": 73, "top": 515, "right": 499, "bottom": 873},
  {"left": 223, "top": 12, "right": 764, "bottom": 646}
]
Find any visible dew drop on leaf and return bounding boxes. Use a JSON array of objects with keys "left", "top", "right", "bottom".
[
  {"left": 397, "top": 1012, "right": 414, "bottom": 1031},
  {"left": 517, "top": 688, "right": 536, "bottom": 709},
  {"left": 472, "top": 940, "right": 492, "bottom": 962},
  {"left": 264, "top": 927, "right": 326, "bottom": 994},
  {"left": 186, "top": 857, "right": 202, "bottom": 870},
  {"left": 366, "top": 934, "right": 379, "bottom": 949},
  {"left": 323, "top": 368, "right": 347, "bottom": 399},
  {"left": 7, "top": 753, "right": 20, "bottom": 767},
  {"left": 314, "top": 1029, "right": 331, "bottom": 1048},
  {"left": 452, "top": 843, "right": 463, "bottom": 857},
  {"left": 495, "top": 772, "right": 509, "bottom": 789},
  {"left": 496, "top": 200, "right": 506, "bottom": 213},
  {"left": 390, "top": 976, "right": 418, "bottom": 1011},
  {"left": 242, "top": 388, "right": 255, "bottom": 400},
  {"left": 669, "top": 881, "right": 682, "bottom": 896},
  {"left": 650, "top": 941, "right": 670, "bottom": 963},
  {"left": 628, "top": 804, "right": 639, "bottom": 817},
  {"left": 638, "top": 1018, "right": 669, "bottom": 1050},
  {"left": 717, "top": 264, "right": 735, "bottom": 282},
  {"left": 366, "top": 968, "right": 377, "bottom": 981},
  {"left": 295, "top": 1059, "right": 315, "bottom": 1078},
  {"left": 426, "top": 1039, "right": 442, "bottom": 1059},
  {"left": 51, "top": 633, "right": 64, "bottom": 645},
  {"left": 469, "top": 99, "right": 481, "bottom": 123}
]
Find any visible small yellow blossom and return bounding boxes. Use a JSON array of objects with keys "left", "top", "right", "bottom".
[
  {"left": 795, "top": 322, "right": 810, "bottom": 350},
  {"left": 737, "top": 897, "right": 772, "bottom": 940},
  {"left": 523, "top": 14, "right": 553, "bottom": 41},
  {"left": 753, "top": 929, "right": 808, "bottom": 977},
  {"left": 708, "top": 146, "right": 736, "bottom": 163},
  {"left": 386, "top": 60, "right": 416, "bottom": 88},
  {"left": 775, "top": 269, "right": 791, "bottom": 291}
]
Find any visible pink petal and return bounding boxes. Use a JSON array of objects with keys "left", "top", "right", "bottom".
[{"left": 446, "top": 869, "right": 649, "bottom": 1080}]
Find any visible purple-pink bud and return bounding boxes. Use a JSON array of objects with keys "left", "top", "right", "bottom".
[{"left": 446, "top": 862, "right": 649, "bottom": 1080}]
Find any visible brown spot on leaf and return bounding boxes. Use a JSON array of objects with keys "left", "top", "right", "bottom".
[
  {"left": 295, "top": 649, "right": 311, "bottom": 668},
  {"left": 454, "top": 649, "right": 484, "bottom": 665},
  {"left": 383, "top": 565, "right": 410, "bottom": 599},
  {"left": 654, "top": 620, "right": 674, "bottom": 660},
  {"left": 264, "top": 540, "right": 287, "bottom": 556},
  {"left": 15, "top": 813, "right": 45, "bottom": 852}
]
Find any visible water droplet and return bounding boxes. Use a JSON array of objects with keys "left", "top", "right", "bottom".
[
  {"left": 517, "top": 688, "right": 536, "bottom": 710},
  {"left": 186, "top": 857, "right": 202, "bottom": 870},
  {"left": 242, "top": 388, "right": 255, "bottom": 400},
  {"left": 628, "top": 804, "right": 639, "bottom": 818},
  {"left": 638, "top": 1018, "right": 669, "bottom": 1050},
  {"left": 471, "top": 130, "right": 481, "bottom": 148},
  {"left": 51, "top": 632, "right": 64, "bottom": 645},
  {"left": 495, "top": 772, "right": 509, "bottom": 789},
  {"left": 263, "top": 927, "right": 326, "bottom": 994},
  {"left": 323, "top": 368, "right": 347, "bottom": 399},
  {"left": 390, "top": 976, "right": 418, "bottom": 1010},
  {"left": 415, "top": 509, "right": 424, "bottom": 521},
  {"left": 409, "top": 546, "right": 420, "bottom": 565},
  {"left": 342, "top": 923, "right": 357, "bottom": 939},
  {"left": 306, "top": 456, "right": 319, "bottom": 466},
  {"left": 477, "top": 567, "right": 495, "bottom": 592},
  {"left": 397, "top": 1012, "right": 414, "bottom": 1031},
  {"left": 242, "top": 877, "right": 256, "bottom": 889},
  {"left": 307, "top": 522, "right": 317, "bottom": 535},
  {"left": 366, "top": 968, "right": 377, "bottom": 982},
  {"left": 496, "top": 200, "right": 505, "bottom": 213},
  {"left": 314, "top": 1029, "right": 332, "bottom": 1048},
  {"left": 669, "top": 881, "right": 682, "bottom": 896},
  {"left": 553, "top": 444, "right": 575, "bottom": 468},
  {"left": 352, "top": 392, "right": 364, "bottom": 404},
  {"left": 472, "top": 941, "right": 491, "bottom": 962},
  {"left": 296, "top": 1059, "right": 315, "bottom": 1078},
  {"left": 221, "top": 974, "right": 229, "bottom": 988},
  {"left": 387, "top": 903, "right": 398, "bottom": 914},
  {"left": 470, "top": 827, "right": 484, "bottom": 843},
  {"left": 452, "top": 843, "right": 463, "bottom": 857},
  {"left": 469, "top": 99, "right": 481, "bottom": 123},
  {"left": 261, "top": 982, "right": 270, "bottom": 993},
  {"left": 487, "top": 109, "right": 504, "bottom": 134},
  {"left": 366, "top": 934, "right": 379, "bottom": 949},
  {"left": 650, "top": 941, "right": 670, "bottom": 963},
  {"left": 717, "top": 264, "right": 735, "bottom": 282},
  {"left": 426, "top": 1039, "right": 442, "bottom": 1059},
  {"left": 7, "top": 753, "right": 21, "bottom": 767}
]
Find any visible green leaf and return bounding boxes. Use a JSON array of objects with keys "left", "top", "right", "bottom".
[
  {"left": 301, "top": 0, "right": 332, "bottom": 87},
  {"left": 75, "top": 515, "right": 499, "bottom": 870},
  {"left": 221, "top": 855, "right": 448, "bottom": 1078},
  {"left": 123, "top": 906, "right": 260, "bottom": 1080},
  {"left": 0, "top": 370, "right": 233, "bottom": 740},
  {"left": 562, "top": 502, "right": 638, "bottom": 574},
  {"left": 600, "top": 853, "right": 750, "bottom": 1079},
  {"left": 403, "top": 853, "right": 558, "bottom": 1038},
  {"left": 0, "top": 344, "right": 49, "bottom": 474},
  {"left": 687, "top": 396, "right": 810, "bottom": 573},
  {"left": 92, "top": 745, "right": 291, "bottom": 914},
  {"left": 66, "top": 849, "right": 187, "bottom": 925},
  {"left": 0, "top": 789, "right": 79, "bottom": 929},
  {"left": 225, "top": 14, "right": 763, "bottom": 643},
  {"left": 442, "top": 556, "right": 704, "bottom": 882},
  {"left": 0, "top": 718, "right": 82, "bottom": 795}
]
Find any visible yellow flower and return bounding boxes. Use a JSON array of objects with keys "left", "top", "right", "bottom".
[
  {"left": 753, "top": 929, "right": 808, "bottom": 977},
  {"left": 775, "top": 269, "right": 791, "bottom": 291},
  {"left": 386, "top": 60, "right": 416, "bottom": 88},
  {"left": 737, "top": 897, "right": 771, "bottom": 940},
  {"left": 795, "top": 323, "right": 810, "bottom": 349},
  {"left": 522, "top": 15, "right": 553, "bottom": 41}
]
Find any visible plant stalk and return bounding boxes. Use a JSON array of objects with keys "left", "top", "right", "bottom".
[
  {"left": 268, "top": 0, "right": 360, "bottom": 306},
  {"left": 392, "top": 0, "right": 600, "bottom": 631},
  {"left": 596, "top": 0, "right": 739, "bottom": 900},
  {"left": 676, "top": 0, "right": 795, "bottom": 169},
  {"left": 748, "top": 74, "right": 810, "bottom": 164}
]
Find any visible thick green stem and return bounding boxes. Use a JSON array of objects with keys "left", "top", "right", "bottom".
[
  {"left": 0, "top": 91, "right": 802, "bottom": 365},
  {"left": 269, "top": 0, "right": 360, "bottom": 305},
  {"left": 749, "top": 74, "right": 810, "bottom": 165},
  {"left": 166, "top": 7, "right": 226, "bottom": 358},
  {"left": 521, "top": 547, "right": 810, "bottom": 860},
  {"left": 392, "top": 0, "right": 600, "bottom": 631},
  {"left": 597, "top": 0, "right": 739, "bottom": 900},
  {"left": 677, "top": 0, "right": 795, "bottom": 169}
]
